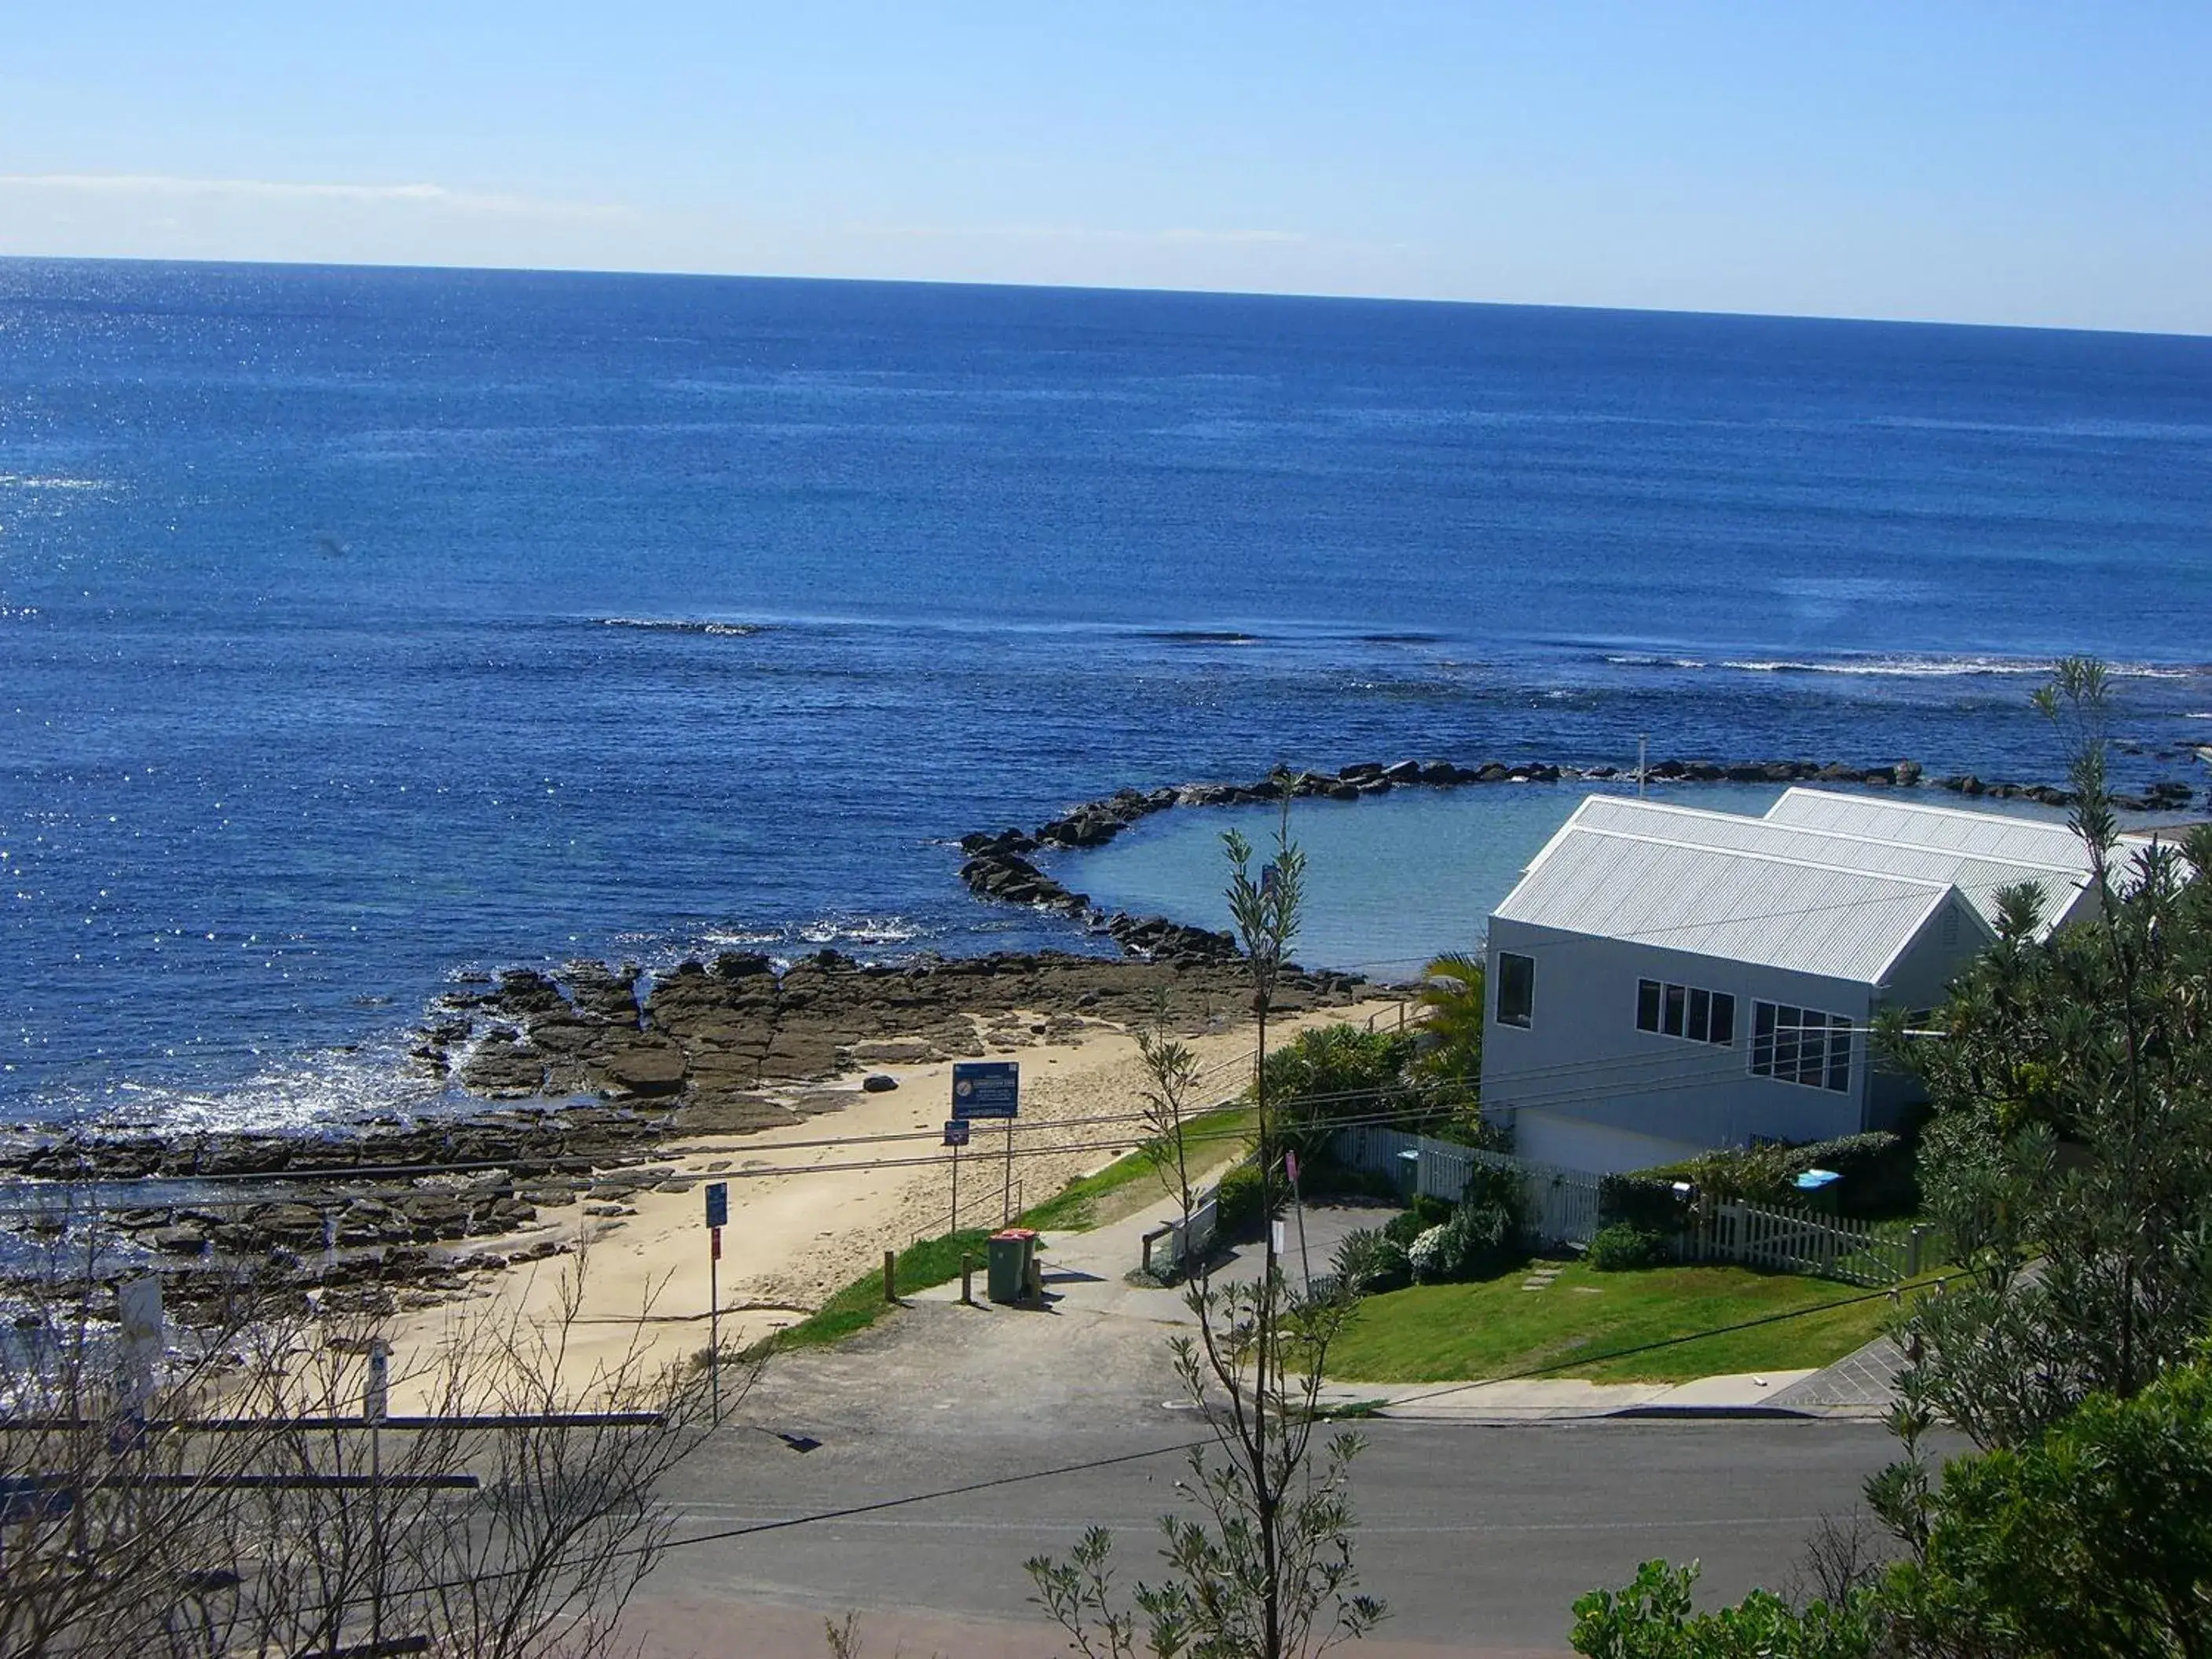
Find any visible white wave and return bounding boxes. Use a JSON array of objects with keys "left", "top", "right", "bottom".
[
  {"left": 1710, "top": 654, "right": 2200, "bottom": 682},
  {"left": 797, "top": 914, "right": 923, "bottom": 947},
  {"left": 0, "top": 474, "right": 106, "bottom": 491},
  {"left": 90, "top": 1041, "right": 450, "bottom": 1137},
  {"left": 1604, "top": 653, "right": 1709, "bottom": 670},
  {"left": 598, "top": 617, "right": 762, "bottom": 637}
]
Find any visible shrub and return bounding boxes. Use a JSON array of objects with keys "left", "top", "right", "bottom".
[
  {"left": 1645, "top": 1131, "right": 1913, "bottom": 1216},
  {"left": 1330, "top": 1226, "right": 1412, "bottom": 1297},
  {"left": 1404, "top": 1203, "right": 1524, "bottom": 1285},
  {"left": 1459, "top": 1161, "right": 1526, "bottom": 1228},
  {"left": 1405, "top": 1225, "right": 1453, "bottom": 1284},
  {"left": 1382, "top": 1194, "right": 1454, "bottom": 1248},
  {"left": 1599, "top": 1173, "right": 1692, "bottom": 1235},
  {"left": 1588, "top": 1222, "right": 1671, "bottom": 1272},
  {"left": 1211, "top": 1163, "right": 1270, "bottom": 1238}
]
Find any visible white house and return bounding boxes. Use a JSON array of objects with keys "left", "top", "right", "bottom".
[{"left": 1478, "top": 788, "right": 2148, "bottom": 1174}]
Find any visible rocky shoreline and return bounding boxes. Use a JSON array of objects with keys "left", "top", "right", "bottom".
[
  {"left": 954, "top": 753, "right": 2201, "bottom": 946},
  {"left": 7, "top": 745, "right": 2198, "bottom": 1311},
  {"left": 2, "top": 950, "right": 1364, "bottom": 1298}
]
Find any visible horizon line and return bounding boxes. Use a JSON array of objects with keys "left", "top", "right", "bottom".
[{"left": 2, "top": 251, "right": 2206, "bottom": 345}]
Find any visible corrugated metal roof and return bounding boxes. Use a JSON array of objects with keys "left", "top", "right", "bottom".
[
  {"left": 1576, "top": 794, "right": 2089, "bottom": 934},
  {"left": 1495, "top": 824, "right": 1957, "bottom": 983},
  {"left": 1765, "top": 787, "right": 2092, "bottom": 862}
]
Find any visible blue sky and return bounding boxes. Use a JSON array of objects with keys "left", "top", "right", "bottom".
[{"left": 2, "top": 4, "right": 2207, "bottom": 331}]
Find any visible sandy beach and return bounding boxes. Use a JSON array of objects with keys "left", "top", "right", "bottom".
[{"left": 385, "top": 996, "right": 1407, "bottom": 1390}]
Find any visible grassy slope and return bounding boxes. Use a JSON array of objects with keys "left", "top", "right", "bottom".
[
  {"left": 764, "top": 1102, "right": 1255, "bottom": 1353},
  {"left": 1327, "top": 1261, "right": 1919, "bottom": 1385}
]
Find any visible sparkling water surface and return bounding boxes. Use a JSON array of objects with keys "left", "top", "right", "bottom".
[{"left": 3, "top": 261, "right": 2209, "bottom": 1129}]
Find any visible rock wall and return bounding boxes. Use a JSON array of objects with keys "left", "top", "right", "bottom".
[{"left": 954, "top": 755, "right": 2202, "bottom": 950}]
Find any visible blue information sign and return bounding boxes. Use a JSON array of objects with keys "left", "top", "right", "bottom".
[
  {"left": 951, "top": 1060, "right": 1020, "bottom": 1121},
  {"left": 704, "top": 1181, "right": 729, "bottom": 1229},
  {"left": 943, "top": 1119, "right": 971, "bottom": 1148}
]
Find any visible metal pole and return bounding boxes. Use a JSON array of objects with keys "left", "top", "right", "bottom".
[
  {"left": 1638, "top": 734, "right": 1648, "bottom": 798},
  {"left": 709, "top": 1236, "right": 721, "bottom": 1428},
  {"left": 370, "top": 1415, "right": 384, "bottom": 1656},
  {"left": 950, "top": 1137, "right": 960, "bottom": 1234},
  {"left": 1001, "top": 1119, "right": 1014, "bottom": 1226},
  {"left": 1292, "top": 1161, "right": 1312, "bottom": 1297}
]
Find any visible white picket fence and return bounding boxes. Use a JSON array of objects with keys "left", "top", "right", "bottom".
[
  {"left": 1686, "top": 1199, "right": 1925, "bottom": 1287},
  {"left": 1328, "top": 1125, "right": 1924, "bottom": 1287}
]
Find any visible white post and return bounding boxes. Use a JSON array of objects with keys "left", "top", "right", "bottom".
[{"left": 364, "top": 1337, "right": 389, "bottom": 1655}]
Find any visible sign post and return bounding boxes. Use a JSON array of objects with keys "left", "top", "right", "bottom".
[
  {"left": 704, "top": 1181, "right": 729, "bottom": 1426},
  {"left": 951, "top": 1062, "right": 1020, "bottom": 1224},
  {"left": 943, "top": 1119, "right": 971, "bottom": 1232},
  {"left": 364, "top": 1336, "right": 390, "bottom": 1655}
]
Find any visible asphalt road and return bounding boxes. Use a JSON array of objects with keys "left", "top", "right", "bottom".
[{"left": 632, "top": 1301, "right": 1909, "bottom": 1657}]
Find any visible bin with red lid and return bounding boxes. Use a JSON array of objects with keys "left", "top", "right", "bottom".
[{"left": 987, "top": 1227, "right": 1038, "bottom": 1304}]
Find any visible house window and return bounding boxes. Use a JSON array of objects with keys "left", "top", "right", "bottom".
[
  {"left": 1751, "top": 1001, "right": 1851, "bottom": 1092},
  {"left": 1636, "top": 979, "right": 1735, "bottom": 1046},
  {"left": 1497, "top": 953, "right": 1535, "bottom": 1027}
]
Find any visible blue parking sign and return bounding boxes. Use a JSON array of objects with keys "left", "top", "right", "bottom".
[{"left": 704, "top": 1181, "right": 729, "bottom": 1229}]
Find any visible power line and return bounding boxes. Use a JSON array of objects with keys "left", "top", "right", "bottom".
[{"left": 272, "top": 1273, "right": 1948, "bottom": 1621}]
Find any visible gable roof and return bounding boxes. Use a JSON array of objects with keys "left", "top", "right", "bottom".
[
  {"left": 1573, "top": 793, "right": 2092, "bottom": 936},
  {"left": 1493, "top": 822, "right": 1987, "bottom": 983}
]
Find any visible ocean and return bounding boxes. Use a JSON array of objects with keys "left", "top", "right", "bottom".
[{"left": 2, "top": 259, "right": 2208, "bottom": 1132}]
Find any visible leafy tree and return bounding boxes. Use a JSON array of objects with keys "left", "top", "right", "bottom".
[
  {"left": 1408, "top": 952, "right": 1485, "bottom": 1100},
  {"left": 1569, "top": 1559, "right": 1876, "bottom": 1659},
  {"left": 1884, "top": 657, "right": 2212, "bottom": 1447},
  {"left": 1027, "top": 801, "right": 1385, "bottom": 1659},
  {"left": 1881, "top": 1357, "right": 2212, "bottom": 1658},
  {"left": 1260, "top": 1024, "right": 1418, "bottom": 1149},
  {"left": 1576, "top": 1355, "right": 2212, "bottom": 1659}
]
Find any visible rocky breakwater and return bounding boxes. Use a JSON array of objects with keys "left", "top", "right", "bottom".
[
  {"left": 955, "top": 753, "right": 2205, "bottom": 942},
  {"left": 424, "top": 947, "right": 1363, "bottom": 1108}
]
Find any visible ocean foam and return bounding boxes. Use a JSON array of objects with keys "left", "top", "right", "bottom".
[{"left": 598, "top": 617, "right": 764, "bottom": 637}]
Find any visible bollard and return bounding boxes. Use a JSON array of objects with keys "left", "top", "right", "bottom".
[
  {"left": 960, "top": 1253, "right": 976, "bottom": 1306},
  {"left": 883, "top": 1249, "right": 897, "bottom": 1304}
]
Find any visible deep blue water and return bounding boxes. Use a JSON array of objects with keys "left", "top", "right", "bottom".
[{"left": 2, "top": 259, "right": 2209, "bottom": 1130}]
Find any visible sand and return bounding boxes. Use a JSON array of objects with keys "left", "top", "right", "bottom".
[{"left": 383, "top": 997, "right": 1407, "bottom": 1390}]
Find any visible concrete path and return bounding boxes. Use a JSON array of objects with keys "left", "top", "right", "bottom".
[{"left": 1767, "top": 1335, "right": 1905, "bottom": 1415}]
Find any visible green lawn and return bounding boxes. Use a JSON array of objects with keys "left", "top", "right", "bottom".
[
  {"left": 758, "top": 1102, "right": 1256, "bottom": 1353},
  {"left": 1327, "top": 1260, "right": 1924, "bottom": 1385},
  {"left": 1019, "top": 1101, "right": 1255, "bottom": 1232}
]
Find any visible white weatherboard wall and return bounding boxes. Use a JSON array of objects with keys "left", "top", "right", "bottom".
[{"left": 1481, "top": 918, "right": 1873, "bottom": 1170}]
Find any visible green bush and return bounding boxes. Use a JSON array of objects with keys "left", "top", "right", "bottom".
[
  {"left": 1587, "top": 1222, "right": 1672, "bottom": 1272},
  {"left": 1382, "top": 1194, "right": 1454, "bottom": 1247},
  {"left": 1210, "top": 1162, "right": 1271, "bottom": 1238},
  {"left": 1261, "top": 1024, "right": 1419, "bottom": 1147},
  {"left": 1407, "top": 1202, "right": 1523, "bottom": 1284},
  {"left": 1642, "top": 1130, "right": 1914, "bottom": 1217},
  {"left": 1599, "top": 1173, "right": 1692, "bottom": 1234},
  {"left": 1331, "top": 1225, "right": 1412, "bottom": 1296},
  {"left": 1459, "top": 1160, "right": 1525, "bottom": 1221}
]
